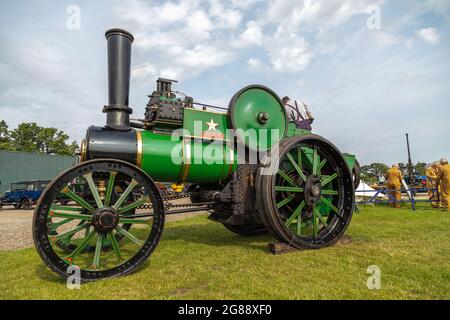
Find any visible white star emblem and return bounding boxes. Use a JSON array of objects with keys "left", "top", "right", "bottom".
[{"left": 206, "top": 119, "right": 219, "bottom": 131}]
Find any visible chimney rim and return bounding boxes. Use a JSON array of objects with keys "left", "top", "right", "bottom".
[{"left": 105, "top": 28, "right": 134, "bottom": 42}]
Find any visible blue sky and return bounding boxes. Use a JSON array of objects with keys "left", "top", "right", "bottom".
[{"left": 0, "top": 0, "right": 449, "bottom": 165}]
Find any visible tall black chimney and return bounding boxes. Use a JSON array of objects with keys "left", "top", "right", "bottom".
[{"left": 103, "top": 28, "right": 134, "bottom": 131}]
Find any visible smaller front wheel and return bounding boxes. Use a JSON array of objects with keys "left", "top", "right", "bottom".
[{"left": 33, "top": 159, "right": 164, "bottom": 282}]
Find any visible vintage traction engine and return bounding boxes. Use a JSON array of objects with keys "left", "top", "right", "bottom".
[{"left": 33, "top": 29, "right": 359, "bottom": 281}]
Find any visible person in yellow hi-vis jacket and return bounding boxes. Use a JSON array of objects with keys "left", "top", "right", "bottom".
[
  {"left": 436, "top": 158, "right": 450, "bottom": 211},
  {"left": 426, "top": 163, "right": 439, "bottom": 208},
  {"left": 386, "top": 164, "right": 403, "bottom": 208}
]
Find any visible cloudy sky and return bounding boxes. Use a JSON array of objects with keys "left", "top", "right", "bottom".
[{"left": 0, "top": 0, "right": 449, "bottom": 165}]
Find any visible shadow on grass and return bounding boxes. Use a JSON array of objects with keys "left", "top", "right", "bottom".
[
  {"left": 162, "top": 222, "right": 273, "bottom": 253},
  {"left": 35, "top": 264, "right": 65, "bottom": 284}
]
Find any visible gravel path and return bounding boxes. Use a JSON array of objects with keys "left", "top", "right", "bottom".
[{"left": 0, "top": 199, "right": 207, "bottom": 252}]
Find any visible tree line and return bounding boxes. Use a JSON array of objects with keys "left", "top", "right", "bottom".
[
  {"left": 361, "top": 162, "right": 427, "bottom": 184},
  {"left": 0, "top": 120, "right": 78, "bottom": 156}
]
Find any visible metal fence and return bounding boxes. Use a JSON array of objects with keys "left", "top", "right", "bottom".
[{"left": 355, "top": 187, "right": 439, "bottom": 211}]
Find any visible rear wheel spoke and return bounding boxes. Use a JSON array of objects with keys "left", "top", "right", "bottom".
[
  {"left": 297, "top": 147, "right": 303, "bottom": 170},
  {"left": 277, "top": 194, "right": 295, "bottom": 208},
  {"left": 312, "top": 209, "right": 318, "bottom": 239},
  {"left": 277, "top": 170, "right": 297, "bottom": 187},
  {"left": 286, "top": 153, "right": 307, "bottom": 182},
  {"left": 321, "top": 173, "right": 338, "bottom": 187},
  {"left": 314, "top": 206, "right": 328, "bottom": 227},
  {"left": 321, "top": 189, "right": 338, "bottom": 195},
  {"left": 317, "top": 159, "right": 327, "bottom": 174},
  {"left": 285, "top": 201, "right": 305, "bottom": 227},
  {"left": 312, "top": 147, "right": 319, "bottom": 175},
  {"left": 274, "top": 186, "right": 304, "bottom": 193},
  {"left": 320, "top": 196, "right": 338, "bottom": 213}
]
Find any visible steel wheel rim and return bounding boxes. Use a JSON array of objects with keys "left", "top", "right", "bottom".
[
  {"left": 33, "top": 159, "right": 164, "bottom": 281},
  {"left": 260, "top": 136, "right": 354, "bottom": 249}
]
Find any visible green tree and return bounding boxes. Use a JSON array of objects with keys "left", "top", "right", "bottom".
[
  {"left": 0, "top": 120, "right": 13, "bottom": 151},
  {"left": 2, "top": 121, "right": 78, "bottom": 155},
  {"left": 361, "top": 162, "right": 389, "bottom": 183},
  {"left": 414, "top": 162, "right": 427, "bottom": 176}
]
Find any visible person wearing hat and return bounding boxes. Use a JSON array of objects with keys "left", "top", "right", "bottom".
[
  {"left": 426, "top": 162, "right": 439, "bottom": 208},
  {"left": 436, "top": 158, "right": 450, "bottom": 211},
  {"left": 385, "top": 164, "right": 403, "bottom": 208},
  {"left": 281, "top": 96, "right": 314, "bottom": 130}
]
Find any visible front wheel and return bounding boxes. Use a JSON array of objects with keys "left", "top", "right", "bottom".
[{"left": 33, "top": 159, "right": 164, "bottom": 282}]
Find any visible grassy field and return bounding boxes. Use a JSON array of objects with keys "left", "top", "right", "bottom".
[{"left": 0, "top": 204, "right": 449, "bottom": 300}]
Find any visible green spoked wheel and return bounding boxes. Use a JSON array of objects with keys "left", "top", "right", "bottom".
[
  {"left": 50, "top": 181, "right": 138, "bottom": 254},
  {"left": 33, "top": 159, "right": 164, "bottom": 281},
  {"left": 257, "top": 135, "right": 354, "bottom": 249}
]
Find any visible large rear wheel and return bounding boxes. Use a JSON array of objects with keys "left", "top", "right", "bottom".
[
  {"left": 257, "top": 135, "right": 354, "bottom": 249},
  {"left": 33, "top": 159, "right": 164, "bottom": 282}
]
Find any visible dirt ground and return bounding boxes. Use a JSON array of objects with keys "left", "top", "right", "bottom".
[{"left": 0, "top": 199, "right": 207, "bottom": 252}]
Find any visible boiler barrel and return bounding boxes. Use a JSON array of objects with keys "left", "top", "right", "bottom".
[
  {"left": 83, "top": 126, "right": 237, "bottom": 184},
  {"left": 138, "top": 131, "right": 237, "bottom": 184}
]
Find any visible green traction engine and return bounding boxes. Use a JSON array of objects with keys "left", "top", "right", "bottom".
[{"left": 33, "top": 29, "right": 360, "bottom": 281}]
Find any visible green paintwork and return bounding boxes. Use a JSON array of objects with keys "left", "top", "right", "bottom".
[
  {"left": 183, "top": 108, "right": 230, "bottom": 140},
  {"left": 138, "top": 101, "right": 355, "bottom": 185},
  {"left": 140, "top": 129, "right": 237, "bottom": 184},
  {"left": 230, "top": 87, "right": 287, "bottom": 150}
]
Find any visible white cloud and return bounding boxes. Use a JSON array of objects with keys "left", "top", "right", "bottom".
[
  {"left": 186, "top": 10, "right": 213, "bottom": 40},
  {"left": 159, "top": 67, "right": 179, "bottom": 80},
  {"left": 265, "top": 29, "right": 313, "bottom": 73},
  {"left": 372, "top": 32, "right": 401, "bottom": 48},
  {"left": 238, "top": 20, "right": 264, "bottom": 46},
  {"left": 416, "top": 27, "right": 441, "bottom": 44},
  {"left": 175, "top": 45, "right": 234, "bottom": 69},
  {"left": 247, "top": 58, "right": 261, "bottom": 69},
  {"left": 132, "top": 63, "right": 157, "bottom": 81},
  {"left": 265, "top": 0, "right": 382, "bottom": 33},
  {"left": 209, "top": 2, "right": 242, "bottom": 29}
]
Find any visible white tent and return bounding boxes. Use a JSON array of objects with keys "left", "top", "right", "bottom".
[{"left": 355, "top": 181, "right": 387, "bottom": 199}]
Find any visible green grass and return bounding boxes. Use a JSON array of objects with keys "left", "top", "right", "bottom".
[{"left": 1, "top": 204, "right": 449, "bottom": 300}]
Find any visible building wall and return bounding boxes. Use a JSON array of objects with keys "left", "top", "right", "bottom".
[{"left": 0, "top": 150, "right": 78, "bottom": 194}]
